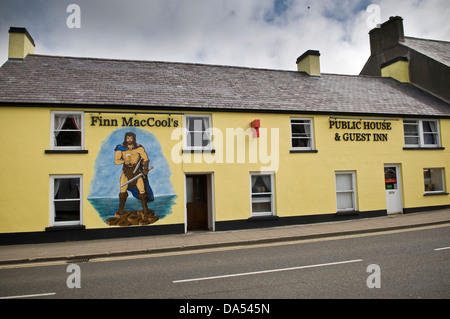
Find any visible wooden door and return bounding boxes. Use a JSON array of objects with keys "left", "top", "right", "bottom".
[{"left": 186, "top": 175, "right": 208, "bottom": 230}]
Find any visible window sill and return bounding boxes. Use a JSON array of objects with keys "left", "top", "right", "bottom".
[
  {"left": 336, "top": 210, "right": 359, "bottom": 216},
  {"left": 403, "top": 147, "right": 445, "bottom": 150},
  {"left": 248, "top": 215, "right": 278, "bottom": 221},
  {"left": 182, "top": 149, "right": 215, "bottom": 153},
  {"left": 290, "top": 149, "right": 318, "bottom": 153},
  {"left": 45, "top": 225, "right": 85, "bottom": 232},
  {"left": 45, "top": 150, "right": 88, "bottom": 154},
  {"left": 424, "top": 192, "right": 449, "bottom": 196}
]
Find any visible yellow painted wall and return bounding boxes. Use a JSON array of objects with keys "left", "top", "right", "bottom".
[
  {"left": 381, "top": 60, "right": 410, "bottom": 83},
  {"left": 0, "top": 107, "right": 449, "bottom": 234},
  {"left": 174, "top": 112, "right": 449, "bottom": 221},
  {"left": 1, "top": 107, "right": 48, "bottom": 232}
]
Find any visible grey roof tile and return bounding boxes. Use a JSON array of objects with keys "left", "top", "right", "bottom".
[
  {"left": 0, "top": 54, "right": 449, "bottom": 117},
  {"left": 402, "top": 37, "right": 450, "bottom": 67}
]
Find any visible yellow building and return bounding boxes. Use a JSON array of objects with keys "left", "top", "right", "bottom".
[{"left": 0, "top": 24, "right": 449, "bottom": 242}]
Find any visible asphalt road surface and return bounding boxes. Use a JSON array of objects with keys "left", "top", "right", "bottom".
[{"left": 1, "top": 224, "right": 449, "bottom": 301}]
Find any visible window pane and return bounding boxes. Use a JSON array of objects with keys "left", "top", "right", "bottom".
[
  {"left": 251, "top": 175, "right": 271, "bottom": 193},
  {"left": 196, "top": 177, "right": 206, "bottom": 202},
  {"left": 54, "top": 200, "right": 80, "bottom": 222},
  {"left": 55, "top": 114, "right": 81, "bottom": 129},
  {"left": 252, "top": 201, "right": 272, "bottom": 213},
  {"left": 403, "top": 123, "right": 418, "bottom": 134},
  {"left": 424, "top": 168, "right": 444, "bottom": 192},
  {"left": 54, "top": 178, "right": 80, "bottom": 199},
  {"left": 336, "top": 192, "right": 354, "bottom": 210},
  {"left": 292, "top": 138, "right": 311, "bottom": 148},
  {"left": 384, "top": 167, "right": 398, "bottom": 190},
  {"left": 55, "top": 131, "right": 82, "bottom": 147},
  {"left": 422, "top": 120, "right": 438, "bottom": 145},
  {"left": 187, "top": 132, "right": 210, "bottom": 147},
  {"left": 336, "top": 174, "right": 353, "bottom": 191},
  {"left": 291, "top": 122, "right": 310, "bottom": 136},
  {"left": 58, "top": 115, "right": 81, "bottom": 130},
  {"left": 186, "top": 177, "right": 194, "bottom": 202},
  {"left": 423, "top": 133, "right": 437, "bottom": 145},
  {"left": 422, "top": 121, "right": 437, "bottom": 133},
  {"left": 404, "top": 136, "right": 419, "bottom": 145},
  {"left": 403, "top": 121, "right": 419, "bottom": 145},
  {"left": 187, "top": 117, "right": 209, "bottom": 131}
]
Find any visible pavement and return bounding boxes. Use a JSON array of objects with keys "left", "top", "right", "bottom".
[{"left": 0, "top": 209, "right": 449, "bottom": 266}]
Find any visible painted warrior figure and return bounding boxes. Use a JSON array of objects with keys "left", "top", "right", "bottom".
[{"left": 114, "top": 132, "right": 154, "bottom": 215}]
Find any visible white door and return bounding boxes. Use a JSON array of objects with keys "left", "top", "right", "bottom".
[{"left": 384, "top": 164, "right": 403, "bottom": 214}]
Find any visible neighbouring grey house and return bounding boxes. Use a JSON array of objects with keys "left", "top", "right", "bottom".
[{"left": 360, "top": 16, "right": 450, "bottom": 102}]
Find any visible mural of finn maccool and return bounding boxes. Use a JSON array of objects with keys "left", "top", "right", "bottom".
[{"left": 108, "top": 132, "right": 158, "bottom": 226}]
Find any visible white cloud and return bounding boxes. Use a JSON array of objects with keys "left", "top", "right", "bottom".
[{"left": 0, "top": 0, "right": 449, "bottom": 74}]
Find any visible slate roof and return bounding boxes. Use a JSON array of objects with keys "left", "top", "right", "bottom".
[
  {"left": 402, "top": 36, "right": 450, "bottom": 67},
  {"left": 0, "top": 54, "right": 449, "bottom": 117}
]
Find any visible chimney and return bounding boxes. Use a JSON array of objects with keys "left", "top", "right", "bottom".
[
  {"left": 369, "top": 16, "right": 404, "bottom": 56},
  {"left": 296, "top": 50, "right": 320, "bottom": 77},
  {"left": 8, "top": 27, "right": 35, "bottom": 59},
  {"left": 381, "top": 56, "right": 410, "bottom": 83}
]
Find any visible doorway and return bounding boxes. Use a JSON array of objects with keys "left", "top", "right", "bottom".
[
  {"left": 384, "top": 164, "right": 403, "bottom": 214},
  {"left": 185, "top": 174, "right": 213, "bottom": 231}
]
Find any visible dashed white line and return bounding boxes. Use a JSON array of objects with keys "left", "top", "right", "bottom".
[
  {"left": 434, "top": 246, "right": 450, "bottom": 251},
  {"left": 173, "top": 259, "right": 363, "bottom": 283}
]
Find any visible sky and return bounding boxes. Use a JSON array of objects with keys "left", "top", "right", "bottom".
[{"left": 0, "top": 0, "right": 449, "bottom": 75}]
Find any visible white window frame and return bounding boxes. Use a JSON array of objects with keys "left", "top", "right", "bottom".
[
  {"left": 403, "top": 119, "right": 441, "bottom": 148},
  {"left": 50, "top": 111, "right": 85, "bottom": 150},
  {"left": 184, "top": 114, "right": 212, "bottom": 151},
  {"left": 50, "top": 175, "right": 83, "bottom": 227},
  {"left": 335, "top": 171, "right": 357, "bottom": 213},
  {"left": 423, "top": 168, "right": 446, "bottom": 194},
  {"left": 290, "top": 118, "right": 314, "bottom": 151},
  {"left": 250, "top": 172, "right": 275, "bottom": 217}
]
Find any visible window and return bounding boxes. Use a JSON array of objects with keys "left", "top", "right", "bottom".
[
  {"left": 50, "top": 175, "right": 82, "bottom": 226},
  {"left": 291, "top": 118, "right": 314, "bottom": 150},
  {"left": 403, "top": 119, "right": 440, "bottom": 148},
  {"left": 250, "top": 173, "right": 275, "bottom": 217},
  {"left": 51, "top": 111, "right": 84, "bottom": 150},
  {"left": 335, "top": 171, "right": 357, "bottom": 212},
  {"left": 423, "top": 168, "right": 446, "bottom": 194},
  {"left": 184, "top": 115, "right": 212, "bottom": 151}
]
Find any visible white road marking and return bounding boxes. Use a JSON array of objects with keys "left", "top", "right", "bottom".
[
  {"left": 434, "top": 246, "right": 450, "bottom": 251},
  {"left": 0, "top": 292, "right": 56, "bottom": 299},
  {"left": 173, "top": 259, "right": 363, "bottom": 283}
]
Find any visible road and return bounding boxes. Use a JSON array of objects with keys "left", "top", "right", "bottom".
[{"left": 0, "top": 224, "right": 449, "bottom": 302}]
